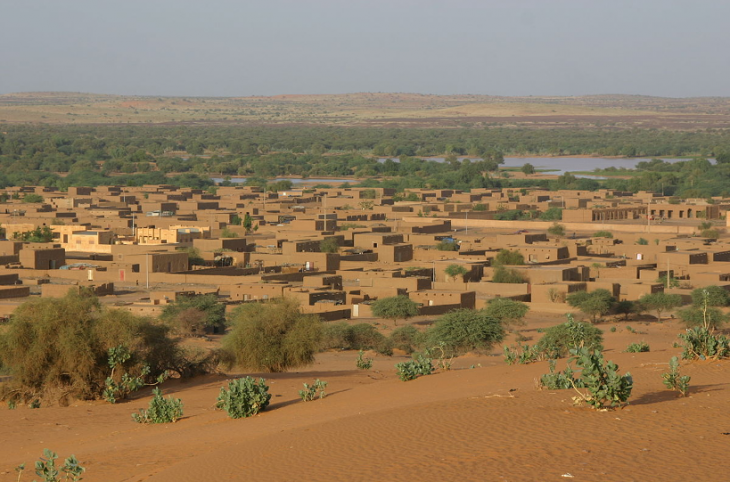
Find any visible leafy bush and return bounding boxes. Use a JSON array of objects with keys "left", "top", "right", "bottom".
[
  {"left": 356, "top": 350, "right": 373, "bottom": 370},
  {"left": 435, "top": 240, "right": 459, "bottom": 251},
  {"left": 319, "top": 322, "right": 392, "bottom": 355},
  {"left": 320, "top": 238, "right": 339, "bottom": 253},
  {"left": 678, "top": 306, "right": 727, "bottom": 331},
  {"left": 503, "top": 344, "right": 543, "bottom": 365},
  {"left": 216, "top": 377, "right": 271, "bottom": 418},
  {"left": 662, "top": 357, "right": 690, "bottom": 396},
  {"left": 160, "top": 293, "right": 226, "bottom": 336},
  {"left": 103, "top": 345, "right": 168, "bottom": 404},
  {"left": 493, "top": 249, "right": 524, "bottom": 266},
  {"left": 0, "top": 292, "right": 181, "bottom": 403},
  {"left": 492, "top": 267, "right": 526, "bottom": 284},
  {"left": 593, "top": 230, "right": 613, "bottom": 238},
  {"left": 567, "top": 289, "right": 615, "bottom": 323},
  {"left": 444, "top": 263, "right": 468, "bottom": 280},
  {"left": 535, "top": 314, "right": 604, "bottom": 359},
  {"left": 547, "top": 223, "right": 565, "bottom": 236},
  {"left": 494, "top": 209, "right": 523, "bottom": 220},
  {"left": 15, "top": 449, "right": 85, "bottom": 482},
  {"left": 484, "top": 298, "right": 529, "bottom": 328},
  {"left": 690, "top": 286, "right": 729, "bottom": 307},
  {"left": 223, "top": 298, "right": 322, "bottom": 372},
  {"left": 425, "top": 309, "right": 505, "bottom": 356},
  {"left": 639, "top": 292, "right": 683, "bottom": 321},
  {"left": 540, "top": 207, "right": 563, "bottom": 221},
  {"left": 132, "top": 387, "right": 183, "bottom": 424},
  {"left": 625, "top": 342, "right": 650, "bottom": 353},
  {"left": 13, "top": 226, "right": 54, "bottom": 243},
  {"left": 389, "top": 325, "right": 422, "bottom": 354},
  {"left": 570, "top": 348, "right": 633, "bottom": 410},
  {"left": 678, "top": 326, "right": 730, "bottom": 360},
  {"left": 539, "top": 360, "right": 584, "bottom": 390},
  {"left": 299, "top": 379, "right": 327, "bottom": 401},
  {"left": 395, "top": 354, "right": 433, "bottom": 381},
  {"left": 320, "top": 322, "right": 355, "bottom": 351},
  {"left": 370, "top": 296, "right": 419, "bottom": 325},
  {"left": 637, "top": 237, "right": 649, "bottom": 245}
]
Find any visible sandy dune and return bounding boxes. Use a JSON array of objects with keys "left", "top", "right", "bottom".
[{"left": 2, "top": 316, "right": 728, "bottom": 482}]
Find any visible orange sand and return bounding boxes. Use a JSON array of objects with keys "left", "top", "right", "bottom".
[{"left": 1, "top": 315, "right": 728, "bottom": 482}]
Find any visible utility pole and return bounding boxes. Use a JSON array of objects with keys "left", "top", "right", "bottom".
[
  {"left": 465, "top": 210, "right": 468, "bottom": 234},
  {"left": 432, "top": 260, "right": 436, "bottom": 283}
]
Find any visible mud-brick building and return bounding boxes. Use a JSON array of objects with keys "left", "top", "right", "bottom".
[{"left": 19, "top": 244, "right": 65, "bottom": 269}]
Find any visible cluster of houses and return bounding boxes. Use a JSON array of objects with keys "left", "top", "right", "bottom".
[{"left": 0, "top": 182, "right": 726, "bottom": 321}]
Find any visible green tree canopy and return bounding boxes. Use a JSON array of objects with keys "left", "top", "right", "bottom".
[
  {"left": 639, "top": 292, "right": 683, "bottom": 321},
  {"left": 483, "top": 298, "right": 530, "bottom": 328},
  {"left": 567, "top": 289, "right": 616, "bottom": 323},
  {"left": 425, "top": 309, "right": 505, "bottom": 356},
  {"left": 370, "top": 296, "right": 419, "bottom": 325},
  {"left": 223, "top": 298, "right": 322, "bottom": 372}
]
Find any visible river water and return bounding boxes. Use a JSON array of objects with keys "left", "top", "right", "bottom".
[{"left": 211, "top": 157, "right": 708, "bottom": 184}]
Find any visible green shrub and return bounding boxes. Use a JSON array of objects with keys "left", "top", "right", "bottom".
[
  {"left": 493, "top": 249, "right": 524, "bottom": 266},
  {"left": 356, "top": 350, "right": 373, "bottom": 370},
  {"left": 539, "top": 360, "right": 584, "bottom": 390},
  {"left": 160, "top": 293, "right": 226, "bottom": 336},
  {"left": 132, "top": 387, "right": 183, "bottom": 424},
  {"left": 625, "top": 342, "right": 650, "bottom": 353},
  {"left": 0, "top": 292, "right": 181, "bottom": 403},
  {"left": 299, "top": 379, "right": 327, "bottom": 401},
  {"left": 570, "top": 348, "right": 633, "bottom": 410},
  {"left": 444, "top": 263, "right": 468, "bottom": 280},
  {"left": 566, "top": 289, "right": 615, "bottom": 323},
  {"left": 678, "top": 326, "right": 730, "bottom": 360},
  {"left": 639, "top": 292, "right": 683, "bottom": 321},
  {"left": 535, "top": 314, "right": 603, "bottom": 359},
  {"left": 662, "top": 356, "right": 690, "bottom": 396},
  {"left": 492, "top": 267, "right": 526, "bottom": 284},
  {"left": 103, "top": 345, "right": 168, "bottom": 404},
  {"left": 16, "top": 449, "right": 85, "bottom": 482},
  {"left": 320, "top": 322, "right": 354, "bottom": 351},
  {"left": 320, "top": 238, "right": 339, "bottom": 253},
  {"left": 483, "top": 298, "right": 529, "bottom": 328},
  {"left": 223, "top": 298, "right": 322, "bottom": 372},
  {"left": 350, "top": 323, "right": 393, "bottom": 355},
  {"left": 547, "top": 223, "right": 565, "bottom": 236},
  {"left": 503, "top": 344, "right": 542, "bottom": 365},
  {"left": 593, "top": 230, "right": 613, "bottom": 238},
  {"left": 370, "top": 296, "right": 419, "bottom": 326},
  {"left": 395, "top": 354, "right": 433, "bottom": 381},
  {"left": 389, "top": 325, "right": 422, "bottom": 354},
  {"left": 540, "top": 207, "right": 563, "bottom": 221},
  {"left": 216, "top": 377, "right": 271, "bottom": 419},
  {"left": 637, "top": 237, "right": 649, "bottom": 245},
  {"left": 435, "top": 240, "right": 459, "bottom": 251},
  {"left": 425, "top": 309, "right": 505, "bottom": 357}
]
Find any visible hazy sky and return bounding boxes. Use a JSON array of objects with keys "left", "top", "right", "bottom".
[{"left": 2, "top": 0, "right": 728, "bottom": 97}]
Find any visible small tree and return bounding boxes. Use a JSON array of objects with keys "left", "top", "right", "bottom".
[
  {"left": 493, "top": 249, "right": 524, "bottom": 266},
  {"left": 425, "top": 309, "right": 505, "bottom": 356},
  {"left": 539, "top": 207, "right": 563, "bottom": 221},
  {"left": 639, "top": 292, "right": 683, "bottom": 321},
  {"left": 242, "top": 213, "right": 253, "bottom": 233},
  {"left": 320, "top": 238, "right": 339, "bottom": 253},
  {"left": 535, "top": 314, "right": 604, "bottom": 359},
  {"left": 160, "top": 293, "right": 226, "bottom": 336},
  {"left": 547, "top": 223, "right": 565, "bottom": 237},
  {"left": 521, "top": 163, "right": 535, "bottom": 175},
  {"left": 370, "top": 296, "right": 419, "bottom": 326},
  {"left": 567, "top": 289, "right": 615, "bottom": 324},
  {"left": 444, "top": 263, "right": 468, "bottom": 281},
  {"left": 679, "top": 287, "right": 729, "bottom": 331},
  {"left": 436, "top": 240, "right": 459, "bottom": 251},
  {"left": 483, "top": 298, "right": 529, "bottom": 329},
  {"left": 223, "top": 298, "right": 322, "bottom": 372},
  {"left": 492, "top": 267, "right": 526, "bottom": 284}
]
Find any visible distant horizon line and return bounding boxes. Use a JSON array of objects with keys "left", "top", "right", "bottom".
[{"left": 2, "top": 91, "right": 727, "bottom": 100}]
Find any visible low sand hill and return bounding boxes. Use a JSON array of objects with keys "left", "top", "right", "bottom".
[{"left": 1, "top": 313, "right": 728, "bottom": 481}]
